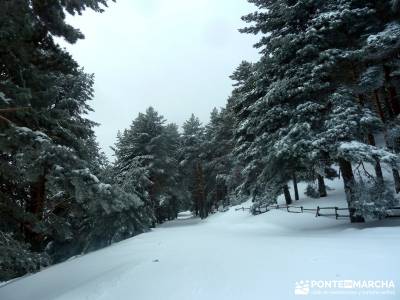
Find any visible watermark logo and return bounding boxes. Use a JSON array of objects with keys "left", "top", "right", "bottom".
[
  {"left": 295, "top": 280, "right": 310, "bottom": 296},
  {"left": 294, "top": 279, "right": 396, "bottom": 296}
]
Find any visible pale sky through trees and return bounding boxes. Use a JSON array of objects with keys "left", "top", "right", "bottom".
[{"left": 64, "top": 0, "right": 259, "bottom": 158}]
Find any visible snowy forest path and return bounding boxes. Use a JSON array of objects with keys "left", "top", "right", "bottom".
[{"left": 1, "top": 206, "right": 400, "bottom": 300}]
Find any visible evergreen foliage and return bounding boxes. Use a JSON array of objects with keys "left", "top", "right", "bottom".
[
  {"left": 229, "top": 0, "right": 400, "bottom": 221},
  {"left": 2, "top": 0, "right": 400, "bottom": 282},
  {"left": 0, "top": 0, "right": 146, "bottom": 281},
  {"left": 113, "top": 108, "right": 184, "bottom": 225}
]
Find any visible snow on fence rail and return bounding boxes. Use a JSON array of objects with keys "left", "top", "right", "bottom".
[
  {"left": 386, "top": 206, "right": 400, "bottom": 218},
  {"left": 237, "top": 204, "right": 400, "bottom": 219},
  {"left": 235, "top": 207, "right": 251, "bottom": 211},
  {"left": 315, "top": 206, "right": 349, "bottom": 219}
]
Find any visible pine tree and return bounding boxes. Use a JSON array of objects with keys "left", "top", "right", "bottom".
[
  {"left": 202, "top": 108, "right": 236, "bottom": 210},
  {"left": 236, "top": 0, "right": 400, "bottom": 221},
  {"left": 180, "top": 114, "right": 208, "bottom": 218},
  {"left": 113, "top": 107, "right": 183, "bottom": 225},
  {"left": 156, "top": 123, "right": 184, "bottom": 221},
  {"left": 0, "top": 0, "right": 151, "bottom": 280},
  {"left": 229, "top": 61, "right": 268, "bottom": 201}
]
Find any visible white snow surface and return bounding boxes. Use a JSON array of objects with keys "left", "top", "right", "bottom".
[{"left": 1, "top": 178, "right": 400, "bottom": 300}]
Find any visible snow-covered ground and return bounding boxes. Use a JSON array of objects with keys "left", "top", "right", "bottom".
[{"left": 1, "top": 177, "right": 400, "bottom": 300}]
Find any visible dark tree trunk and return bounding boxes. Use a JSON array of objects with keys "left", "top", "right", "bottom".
[
  {"left": 28, "top": 175, "right": 46, "bottom": 217},
  {"left": 372, "top": 92, "right": 400, "bottom": 189},
  {"left": 384, "top": 66, "right": 400, "bottom": 116},
  {"left": 292, "top": 172, "right": 299, "bottom": 201},
  {"left": 26, "top": 174, "right": 46, "bottom": 251},
  {"left": 192, "top": 188, "right": 199, "bottom": 217},
  {"left": 392, "top": 169, "right": 400, "bottom": 193},
  {"left": 381, "top": 131, "right": 400, "bottom": 193},
  {"left": 356, "top": 91, "right": 384, "bottom": 182},
  {"left": 338, "top": 158, "right": 365, "bottom": 223},
  {"left": 149, "top": 176, "right": 161, "bottom": 223},
  {"left": 196, "top": 162, "right": 207, "bottom": 219},
  {"left": 373, "top": 90, "right": 385, "bottom": 122},
  {"left": 367, "top": 134, "right": 384, "bottom": 182},
  {"left": 388, "top": 86, "right": 400, "bottom": 115},
  {"left": 283, "top": 184, "right": 292, "bottom": 205},
  {"left": 374, "top": 159, "right": 384, "bottom": 182},
  {"left": 382, "top": 88, "right": 395, "bottom": 118},
  {"left": 383, "top": 71, "right": 400, "bottom": 191},
  {"left": 317, "top": 175, "right": 327, "bottom": 197}
]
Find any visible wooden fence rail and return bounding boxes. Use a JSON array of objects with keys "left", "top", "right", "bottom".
[
  {"left": 235, "top": 207, "right": 251, "bottom": 212},
  {"left": 237, "top": 203, "right": 400, "bottom": 219},
  {"left": 315, "top": 206, "right": 350, "bottom": 219}
]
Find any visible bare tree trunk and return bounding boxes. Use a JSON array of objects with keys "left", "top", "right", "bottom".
[
  {"left": 283, "top": 184, "right": 292, "bottom": 205},
  {"left": 317, "top": 175, "right": 327, "bottom": 197},
  {"left": 292, "top": 172, "right": 299, "bottom": 201},
  {"left": 392, "top": 169, "right": 400, "bottom": 193},
  {"left": 338, "top": 158, "right": 365, "bottom": 223},
  {"left": 367, "top": 134, "right": 384, "bottom": 182}
]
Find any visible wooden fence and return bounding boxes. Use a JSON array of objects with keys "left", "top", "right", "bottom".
[
  {"left": 386, "top": 207, "right": 400, "bottom": 218},
  {"left": 238, "top": 204, "right": 400, "bottom": 219}
]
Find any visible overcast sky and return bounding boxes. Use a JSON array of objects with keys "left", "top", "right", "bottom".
[{"left": 64, "top": 0, "right": 260, "bottom": 158}]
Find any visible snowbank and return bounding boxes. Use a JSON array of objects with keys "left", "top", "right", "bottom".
[{"left": 1, "top": 177, "right": 399, "bottom": 300}]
